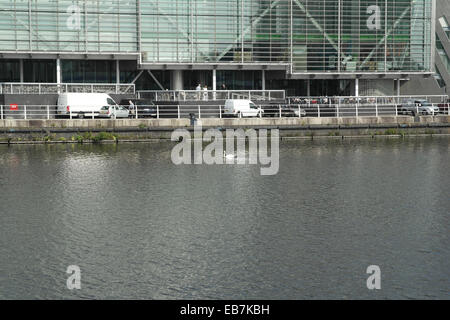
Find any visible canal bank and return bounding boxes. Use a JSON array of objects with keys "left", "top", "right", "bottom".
[{"left": 0, "top": 116, "right": 449, "bottom": 144}]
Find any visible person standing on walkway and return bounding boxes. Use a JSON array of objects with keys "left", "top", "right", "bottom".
[
  {"left": 196, "top": 83, "right": 202, "bottom": 100},
  {"left": 128, "top": 100, "right": 135, "bottom": 118},
  {"left": 203, "top": 85, "right": 208, "bottom": 101},
  {"left": 221, "top": 83, "right": 227, "bottom": 99}
]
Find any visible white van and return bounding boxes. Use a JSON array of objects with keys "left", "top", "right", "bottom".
[
  {"left": 223, "top": 99, "right": 263, "bottom": 118},
  {"left": 57, "top": 93, "right": 118, "bottom": 118}
]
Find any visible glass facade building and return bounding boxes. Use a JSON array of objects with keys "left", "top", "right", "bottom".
[{"left": 0, "top": 0, "right": 436, "bottom": 93}]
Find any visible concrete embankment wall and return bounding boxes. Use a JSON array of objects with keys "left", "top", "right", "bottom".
[
  {"left": 1, "top": 115, "right": 449, "bottom": 129},
  {"left": 1, "top": 116, "right": 449, "bottom": 142}
]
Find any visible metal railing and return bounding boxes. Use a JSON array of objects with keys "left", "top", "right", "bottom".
[
  {"left": 0, "top": 83, "right": 135, "bottom": 95},
  {"left": 1, "top": 102, "right": 449, "bottom": 121},
  {"left": 288, "top": 95, "right": 449, "bottom": 105},
  {"left": 137, "top": 90, "right": 285, "bottom": 102},
  {"left": 287, "top": 95, "right": 450, "bottom": 117}
]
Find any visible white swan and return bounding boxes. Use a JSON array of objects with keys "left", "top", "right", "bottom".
[{"left": 223, "top": 151, "right": 236, "bottom": 159}]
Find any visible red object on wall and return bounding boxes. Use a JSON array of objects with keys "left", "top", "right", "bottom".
[{"left": 10, "top": 104, "right": 18, "bottom": 111}]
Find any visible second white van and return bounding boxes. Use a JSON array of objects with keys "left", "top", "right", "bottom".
[
  {"left": 57, "top": 93, "right": 119, "bottom": 118},
  {"left": 223, "top": 99, "right": 263, "bottom": 118}
]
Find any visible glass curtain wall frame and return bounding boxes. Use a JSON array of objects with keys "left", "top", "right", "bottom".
[
  {"left": 290, "top": 0, "right": 433, "bottom": 74},
  {"left": 0, "top": 0, "right": 139, "bottom": 53},
  {"left": 0, "top": 0, "right": 433, "bottom": 74},
  {"left": 139, "top": 0, "right": 292, "bottom": 64}
]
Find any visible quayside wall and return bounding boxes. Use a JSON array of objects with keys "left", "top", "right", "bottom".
[{"left": 0, "top": 116, "right": 449, "bottom": 143}]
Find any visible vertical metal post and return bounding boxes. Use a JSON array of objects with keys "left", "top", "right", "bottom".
[
  {"left": 137, "top": 0, "right": 142, "bottom": 52},
  {"left": 298, "top": 105, "right": 301, "bottom": 118},
  {"left": 219, "top": 105, "right": 222, "bottom": 119},
  {"left": 355, "top": 100, "right": 359, "bottom": 118},
  {"left": 289, "top": 0, "right": 293, "bottom": 75},
  {"left": 318, "top": 104, "right": 320, "bottom": 118},
  {"left": 241, "top": 0, "right": 244, "bottom": 63},
  {"left": 47, "top": 105, "right": 50, "bottom": 120},
  {"left": 336, "top": 101, "right": 340, "bottom": 117},
  {"left": 28, "top": 0, "right": 32, "bottom": 50},
  {"left": 384, "top": 0, "right": 387, "bottom": 72},
  {"left": 375, "top": 101, "right": 378, "bottom": 117},
  {"left": 0, "top": 105, "right": 3, "bottom": 120},
  {"left": 157, "top": 105, "right": 159, "bottom": 119},
  {"left": 178, "top": 105, "right": 180, "bottom": 119},
  {"left": 338, "top": 0, "right": 341, "bottom": 72},
  {"left": 279, "top": 105, "right": 282, "bottom": 118},
  {"left": 24, "top": 105, "right": 27, "bottom": 120},
  {"left": 136, "top": 105, "right": 138, "bottom": 119},
  {"left": 198, "top": 105, "right": 201, "bottom": 119}
]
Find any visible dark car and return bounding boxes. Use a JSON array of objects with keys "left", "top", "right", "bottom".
[
  {"left": 437, "top": 101, "right": 449, "bottom": 115},
  {"left": 261, "top": 104, "right": 297, "bottom": 117},
  {"left": 120, "top": 99, "right": 158, "bottom": 118}
]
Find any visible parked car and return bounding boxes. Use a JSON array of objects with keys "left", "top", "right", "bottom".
[
  {"left": 262, "top": 104, "right": 306, "bottom": 118},
  {"left": 290, "top": 105, "right": 307, "bottom": 117},
  {"left": 400, "top": 99, "right": 440, "bottom": 116},
  {"left": 98, "top": 105, "right": 130, "bottom": 118},
  {"left": 437, "top": 100, "right": 450, "bottom": 114},
  {"left": 119, "top": 99, "right": 158, "bottom": 118},
  {"left": 223, "top": 99, "right": 264, "bottom": 118},
  {"left": 57, "top": 93, "right": 118, "bottom": 118}
]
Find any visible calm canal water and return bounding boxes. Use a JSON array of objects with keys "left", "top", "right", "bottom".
[{"left": 0, "top": 138, "right": 449, "bottom": 300}]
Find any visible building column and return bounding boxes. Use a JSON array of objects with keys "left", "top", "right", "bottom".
[
  {"left": 171, "top": 70, "right": 183, "bottom": 91},
  {"left": 396, "top": 79, "right": 401, "bottom": 96},
  {"left": 116, "top": 60, "right": 120, "bottom": 84},
  {"left": 212, "top": 69, "right": 217, "bottom": 91},
  {"left": 212, "top": 69, "right": 217, "bottom": 100},
  {"left": 355, "top": 78, "right": 359, "bottom": 97},
  {"left": 19, "top": 59, "right": 24, "bottom": 83},
  {"left": 56, "top": 58, "right": 61, "bottom": 84},
  {"left": 262, "top": 70, "right": 266, "bottom": 91}
]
